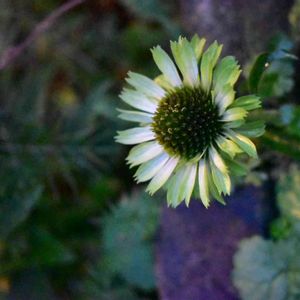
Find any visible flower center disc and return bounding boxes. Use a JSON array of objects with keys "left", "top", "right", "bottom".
[{"left": 152, "top": 86, "right": 222, "bottom": 160}]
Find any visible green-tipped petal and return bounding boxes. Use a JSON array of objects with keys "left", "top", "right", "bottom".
[
  {"left": 151, "top": 46, "right": 182, "bottom": 87},
  {"left": 209, "top": 147, "right": 228, "bottom": 174},
  {"left": 210, "top": 161, "right": 231, "bottom": 195},
  {"left": 206, "top": 164, "right": 226, "bottom": 205},
  {"left": 154, "top": 74, "right": 174, "bottom": 91},
  {"left": 120, "top": 88, "right": 157, "bottom": 113},
  {"left": 198, "top": 159, "right": 210, "bottom": 207},
  {"left": 216, "top": 136, "right": 242, "bottom": 158},
  {"left": 126, "top": 141, "right": 164, "bottom": 167},
  {"left": 116, "top": 127, "right": 155, "bottom": 145},
  {"left": 191, "top": 34, "right": 206, "bottom": 61},
  {"left": 117, "top": 109, "right": 153, "bottom": 123},
  {"left": 146, "top": 156, "right": 179, "bottom": 195},
  {"left": 227, "top": 130, "right": 258, "bottom": 158},
  {"left": 126, "top": 71, "right": 165, "bottom": 99},
  {"left": 213, "top": 56, "right": 241, "bottom": 92},
  {"left": 231, "top": 95, "right": 261, "bottom": 111},
  {"left": 201, "top": 41, "right": 223, "bottom": 92},
  {"left": 170, "top": 37, "right": 199, "bottom": 86},
  {"left": 134, "top": 152, "right": 169, "bottom": 183},
  {"left": 222, "top": 107, "right": 248, "bottom": 122}
]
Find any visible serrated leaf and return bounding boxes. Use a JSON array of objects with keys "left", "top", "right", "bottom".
[
  {"left": 101, "top": 191, "right": 160, "bottom": 289},
  {"left": 233, "top": 236, "right": 300, "bottom": 300}
]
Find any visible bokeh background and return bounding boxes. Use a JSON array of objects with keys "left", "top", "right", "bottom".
[{"left": 1, "top": 0, "right": 300, "bottom": 299}]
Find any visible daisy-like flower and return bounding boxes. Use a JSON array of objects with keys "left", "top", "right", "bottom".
[{"left": 116, "top": 35, "right": 264, "bottom": 208}]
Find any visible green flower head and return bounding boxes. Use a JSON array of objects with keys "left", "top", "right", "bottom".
[{"left": 116, "top": 35, "right": 264, "bottom": 208}]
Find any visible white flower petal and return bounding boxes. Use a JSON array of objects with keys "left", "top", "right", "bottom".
[
  {"left": 151, "top": 46, "right": 182, "bottom": 87},
  {"left": 209, "top": 147, "right": 228, "bottom": 174},
  {"left": 171, "top": 37, "right": 199, "bottom": 86},
  {"left": 117, "top": 109, "right": 153, "bottom": 123},
  {"left": 214, "top": 85, "right": 235, "bottom": 114},
  {"left": 126, "top": 71, "right": 165, "bottom": 99},
  {"left": 167, "top": 166, "right": 186, "bottom": 207},
  {"left": 198, "top": 159, "right": 210, "bottom": 208},
  {"left": 115, "top": 127, "right": 155, "bottom": 145},
  {"left": 134, "top": 152, "right": 169, "bottom": 183},
  {"left": 120, "top": 88, "right": 157, "bottom": 113},
  {"left": 182, "top": 163, "right": 197, "bottom": 206},
  {"left": 167, "top": 163, "right": 197, "bottom": 207},
  {"left": 146, "top": 156, "right": 179, "bottom": 195},
  {"left": 126, "top": 141, "right": 164, "bottom": 167}
]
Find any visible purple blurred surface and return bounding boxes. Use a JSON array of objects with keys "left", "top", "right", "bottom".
[{"left": 156, "top": 185, "right": 265, "bottom": 300}]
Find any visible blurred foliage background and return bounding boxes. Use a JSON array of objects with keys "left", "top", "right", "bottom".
[
  {"left": 0, "top": 0, "right": 179, "bottom": 298},
  {"left": 2, "top": 0, "right": 300, "bottom": 299}
]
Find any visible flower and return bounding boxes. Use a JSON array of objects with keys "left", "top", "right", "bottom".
[{"left": 116, "top": 35, "right": 264, "bottom": 208}]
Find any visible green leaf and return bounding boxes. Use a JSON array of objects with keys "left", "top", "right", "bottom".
[
  {"left": 277, "top": 165, "right": 300, "bottom": 224},
  {"left": 248, "top": 52, "right": 270, "bottom": 93},
  {"left": 101, "top": 191, "right": 160, "bottom": 289},
  {"left": 233, "top": 236, "right": 300, "bottom": 300},
  {"left": 251, "top": 35, "right": 296, "bottom": 98},
  {"left": 270, "top": 218, "right": 292, "bottom": 240},
  {"left": 258, "top": 60, "right": 294, "bottom": 98},
  {"left": 262, "top": 128, "right": 300, "bottom": 160}
]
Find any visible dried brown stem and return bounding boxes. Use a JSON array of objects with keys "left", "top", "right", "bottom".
[{"left": 0, "top": 0, "right": 86, "bottom": 70}]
